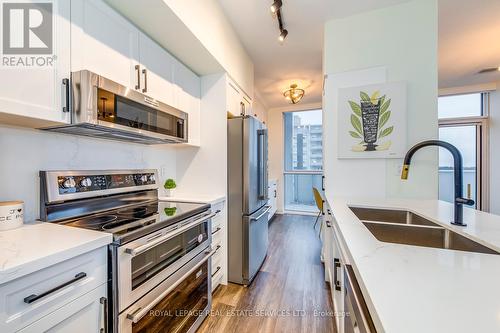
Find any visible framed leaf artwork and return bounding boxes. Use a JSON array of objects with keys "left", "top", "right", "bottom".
[{"left": 337, "top": 81, "right": 407, "bottom": 158}]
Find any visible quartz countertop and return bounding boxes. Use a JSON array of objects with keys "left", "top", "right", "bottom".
[
  {"left": 326, "top": 196, "right": 500, "bottom": 333},
  {"left": 0, "top": 222, "right": 112, "bottom": 285}
]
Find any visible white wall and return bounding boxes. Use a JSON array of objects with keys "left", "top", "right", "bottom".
[
  {"left": 175, "top": 73, "right": 227, "bottom": 198},
  {"left": 0, "top": 126, "right": 177, "bottom": 222},
  {"left": 267, "top": 102, "right": 322, "bottom": 214},
  {"left": 323, "top": 0, "right": 438, "bottom": 200},
  {"left": 164, "top": 0, "right": 254, "bottom": 97}
]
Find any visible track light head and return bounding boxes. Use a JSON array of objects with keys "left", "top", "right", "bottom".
[
  {"left": 270, "top": 0, "right": 282, "bottom": 13},
  {"left": 278, "top": 29, "right": 288, "bottom": 42}
]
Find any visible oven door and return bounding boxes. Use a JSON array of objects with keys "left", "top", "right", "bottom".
[
  {"left": 118, "top": 211, "right": 215, "bottom": 312},
  {"left": 118, "top": 249, "right": 213, "bottom": 333}
]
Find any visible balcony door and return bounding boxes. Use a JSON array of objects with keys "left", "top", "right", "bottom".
[
  {"left": 438, "top": 92, "right": 489, "bottom": 211},
  {"left": 283, "top": 110, "right": 323, "bottom": 213}
]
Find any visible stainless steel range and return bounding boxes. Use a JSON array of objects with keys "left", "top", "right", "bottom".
[{"left": 39, "top": 169, "right": 215, "bottom": 333}]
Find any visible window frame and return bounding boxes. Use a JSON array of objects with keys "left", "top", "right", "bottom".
[
  {"left": 438, "top": 92, "right": 490, "bottom": 211},
  {"left": 282, "top": 109, "right": 323, "bottom": 213}
]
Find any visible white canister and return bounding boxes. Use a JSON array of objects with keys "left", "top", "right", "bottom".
[{"left": 0, "top": 201, "right": 24, "bottom": 231}]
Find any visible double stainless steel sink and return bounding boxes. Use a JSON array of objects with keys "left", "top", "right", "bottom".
[{"left": 350, "top": 207, "right": 499, "bottom": 255}]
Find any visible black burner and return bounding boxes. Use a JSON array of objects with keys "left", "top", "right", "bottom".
[
  {"left": 70, "top": 215, "right": 117, "bottom": 228},
  {"left": 102, "top": 218, "right": 139, "bottom": 231},
  {"left": 57, "top": 199, "right": 210, "bottom": 245}
]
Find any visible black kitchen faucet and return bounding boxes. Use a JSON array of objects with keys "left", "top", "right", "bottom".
[{"left": 401, "top": 140, "right": 475, "bottom": 226}]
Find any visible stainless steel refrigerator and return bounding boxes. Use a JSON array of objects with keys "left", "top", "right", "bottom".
[{"left": 228, "top": 116, "right": 269, "bottom": 285}]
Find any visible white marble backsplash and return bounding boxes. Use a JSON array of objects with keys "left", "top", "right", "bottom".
[{"left": 0, "top": 125, "right": 177, "bottom": 222}]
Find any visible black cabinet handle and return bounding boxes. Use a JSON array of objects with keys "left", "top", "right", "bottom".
[
  {"left": 333, "top": 259, "right": 341, "bottom": 291},
  {"left": 212, "top": 227, "right": 221, "bottom": 235},
  {"left": 322, "top": 175, "right": 325, "bottom": 191},
  {"left": 211, "top": 266, "right": 221, "bottom": 278},
  {"left": 142, "top": 68, "right": 148, "bottom": 93},
  {"left": 24, "top": 272, "right": 87, "bottom": 304},
  {"left": 100, "top": 297, "right": 108, "bottom": 333},
  {"left": 62, "top": 78, "right": 70, "bottom": 113},
  {"left": 240, "top": 101, "right": 245, "bottom": 116},
  {"left": 135, "top": 65, "right": 140, "bottom": 90},
  {"left": 274, "top": 189, "right": 277, "bottom": 198}
]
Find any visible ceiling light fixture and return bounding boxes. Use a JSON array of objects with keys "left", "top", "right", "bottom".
[
  {"left": 477, "top": 66, "right": 500, "bottom": 74},
  {"left": 270, "top": 0, "right": 282, "bottom": 14},
  {"left": 270, "top": 1, "right": 288, "bottom": 43},
  {"left": 278, "top": 29, "right": 288, "bottom": 42},
  {"left": 283, "top": 84, "right": 305, "bottom": 104}
]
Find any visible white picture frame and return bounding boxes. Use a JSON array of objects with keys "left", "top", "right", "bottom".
[{"left": 337, "top": 81, "right": 407, "bottom": 159}]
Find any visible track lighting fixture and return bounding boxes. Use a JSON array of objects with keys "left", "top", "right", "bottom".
[
  {"left": 271, "top": 1, "right": 288, "bottom": 43},
  {"left": 278, "top": 29, "right": 288, "bottom": 42},
  {"left": 270, "top": 0, "right": 282, "bottom": 14}
]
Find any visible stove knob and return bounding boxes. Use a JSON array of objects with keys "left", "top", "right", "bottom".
[
  {"left": 140, "top": 175, "right": 148, "bottom": 183},
  {"left": 80, "top": 177, "right": 92, "bottom": 187},
  {"left": 62, "top": 177, "right": 76, "bottom": 188},
  {"left": 148, "top": 174, "right": 155, "bottom": 183}
]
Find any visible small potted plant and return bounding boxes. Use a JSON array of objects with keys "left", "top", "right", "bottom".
[{"left": 164, "top": 178, "right": 177, "bottom": 197}]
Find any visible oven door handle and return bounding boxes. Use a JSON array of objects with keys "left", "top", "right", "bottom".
[
  {"left": 125, "top": 212, "right": 216, "bottom": 256},
  {"left": 126, "top": 247, "right": 216, "bottom": 324}
]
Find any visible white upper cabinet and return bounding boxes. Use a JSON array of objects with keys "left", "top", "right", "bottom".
[
  {"left": 0, "top": 0, "right": 71, "bottom": 124},
  {"left": 71, "top": 0, "right": 139, "bottom": 89},
  {"left": 227, "top": 78, "right": 252, "bottom": 119},
  {"left": 138, "top": 33, "right": 175, "bottom": 106},
  {"left": 173, "top": 60, "right": 200, "bottom": 146},
  {"left": 227, "top": 80, "right": 242, "bottom": 117},
  {"left": 0, "top": 0, "right": 202, "bottom": 145}
]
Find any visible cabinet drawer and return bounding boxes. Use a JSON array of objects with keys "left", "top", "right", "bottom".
[
  {"left": 212, "top": 216, "right": 222, "bottom": 231},
  {"left": 211, "top": 246, "right": 223, "bottom": 273},
  {"left": 211, "top": 201, "right": 225, "bottom": 216},
  {"left": 18, "top": 284, "right": 107, "bottom": 333},
  {"left": 212, "top": 226, "right": 223, "bottom": 248},
  {"left": 211, "top": 268, "right": 223, "bottom": 293},
  {"left": 0, "top": 247, "right": 107, "bottom": 332}
]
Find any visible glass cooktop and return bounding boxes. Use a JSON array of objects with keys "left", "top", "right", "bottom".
[{"left": 62, "top": 200, "right": 210, "bottom": 244}]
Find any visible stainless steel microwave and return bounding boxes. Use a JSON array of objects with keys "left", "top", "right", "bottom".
[{"left": 42, "top": 70, "right": 188, "bottom": 144}]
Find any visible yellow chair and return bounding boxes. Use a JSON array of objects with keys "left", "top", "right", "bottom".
[{"left": 313, "top": 187, "right": 324, "bottom": 230}]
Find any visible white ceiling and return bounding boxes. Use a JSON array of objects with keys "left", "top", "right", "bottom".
[
  {"left": 217, "top": 0, "right": 410, "bottom": 108},
  {"left": 218, "top": 0, "right": 500, "bottom": 109},
  {"left": 439, "top": 0, "right": 500, "bottom": 89}
]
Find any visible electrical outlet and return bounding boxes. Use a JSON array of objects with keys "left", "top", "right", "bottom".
[{"left": 159, "top": 167, "right": 166, "bottom": 177}]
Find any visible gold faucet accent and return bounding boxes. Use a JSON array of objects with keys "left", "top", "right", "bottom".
[{"left": 401, "top": 164, "right": 410, "bottom": 180}]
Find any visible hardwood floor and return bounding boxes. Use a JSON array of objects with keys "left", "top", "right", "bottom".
[{"left": 198, "top": 214, "right": 336, "bottom": 333}]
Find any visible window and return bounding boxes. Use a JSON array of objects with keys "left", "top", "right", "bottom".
[
  {"left": 438, "top": 93, "right": 489, "bottom": 210},
  {"left": 283, "top": 110, "right": 323, "bottom": 212},
  {"left": 438, "top": 93, "right": 483, "bottom": 118}
]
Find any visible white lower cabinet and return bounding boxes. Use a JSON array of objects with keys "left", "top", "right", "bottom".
[
  {"left": 323, "top": 202, "right": 345, "bottom": 333},
  {"left": 210, "top": 200, "right": 227, "bottom": 292},
  {"left": 268, "top": 179, "right": 277, "bottom": 221},
  {"left": 0, "top": 247, "right": 107, "bottom": 333},
  {"left": 18, "top": 284, "right": 106, "bottom": 333}
]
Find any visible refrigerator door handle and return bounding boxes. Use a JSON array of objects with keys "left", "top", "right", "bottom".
[
  {"left": 250, "top": 206, "right": 271, "bottom": 220},
  {"left": 257, "top": 129, "right": 268, "bottom": 200}
]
